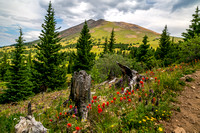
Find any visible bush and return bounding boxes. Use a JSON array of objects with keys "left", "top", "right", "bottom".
[{"left": 90, "top": 54, "right": 132, "bottom": 82}]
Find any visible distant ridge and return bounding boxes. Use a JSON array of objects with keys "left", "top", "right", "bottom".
[{"left": 59, "top": 19, "right": 106, "bottom": 38}]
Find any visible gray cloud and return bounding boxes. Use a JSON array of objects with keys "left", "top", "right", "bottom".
[
  {"left": 172, "top": 0, "right": 200, "bottom": 12},
  {"left": 0, "top": 0, "right": 199, "bottom": 46}
]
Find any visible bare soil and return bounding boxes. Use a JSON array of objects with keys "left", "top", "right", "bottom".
[{"left": 163, "top": 71, "right": 200, "bottom": 133}]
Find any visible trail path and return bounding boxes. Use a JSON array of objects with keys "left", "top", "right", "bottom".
[{"left": 163, "top": 70, "right": 200, "bottom": 133}]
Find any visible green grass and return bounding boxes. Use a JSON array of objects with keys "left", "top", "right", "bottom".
[{"left": 1, "top": 60, "right": 199, "bottom": 132}]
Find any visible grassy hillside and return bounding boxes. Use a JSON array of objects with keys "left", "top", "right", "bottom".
[
  {"left": 59, "top": 19, "right": 182, "bottom": 49},
  {"left": 0, "top": 60, "right": 199, "bottom": 132}
]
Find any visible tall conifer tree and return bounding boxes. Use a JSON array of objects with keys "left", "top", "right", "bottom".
[
  {"left": 73, "top": 21, "right": 95, "bottom": 72},
  {"left": 103, "top": 37, "right": 108, "bottom": 54},
  {"left": 136, "top": 35, "right": 150, "bottom": 62},
  {"left": 182, "top": 6, "right": 200, "bottom": 41},
  {"left": 108, "top": 28, "right": 115, "bottom": 53},
  {"left": 32, "top": 1, "right": 67, "bottom": 92},
  {"left": 156, "top": 25, "right": 171, "bottom": 59},
  {"left": 0, "top": 29, "right": 33, "bottom": 103}
]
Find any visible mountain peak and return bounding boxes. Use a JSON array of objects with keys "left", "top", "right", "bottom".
[{"left": 59, "top": 19, "right": 161, "bottom": 46}]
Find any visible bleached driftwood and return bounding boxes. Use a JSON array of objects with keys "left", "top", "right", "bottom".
[
  {"left": 15, "top": 115, "right": 47, "bottom": 133},
  {"left": 116, "top": 62, "right": 144, "bottom": 91},
  {"left": 108, "top": 77, "right": 117, "bottom": 84},
  {"left": 15, "top": 102, "right": 47, "bottom": 133}
]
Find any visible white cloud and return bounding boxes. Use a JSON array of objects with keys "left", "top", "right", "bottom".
[{"left": 23, "top": 31, "right": 41, "bottom": 42}]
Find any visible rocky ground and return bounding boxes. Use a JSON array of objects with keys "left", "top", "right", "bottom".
[{"left": 163, "top": 70, "right": 200, "bottom": 133}]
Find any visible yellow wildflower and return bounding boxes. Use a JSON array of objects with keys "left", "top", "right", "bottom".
[
  {"left": 162, "top": 114, "right": 164, "bottom": 116},
  {"left": 158, "top": 127, "right": 163, "bottom": 132},
  {"left": 139, "top": 121, "right": 142, "bottom": 123},
  {"left": 163, "top": 111, "right": 165, "bottom": 113},
  {"left": 156, "top": 110, "right": 158, "bottom": 112},
  {"left": 143, "top": 119, "right": 146, "bottom": 122}
]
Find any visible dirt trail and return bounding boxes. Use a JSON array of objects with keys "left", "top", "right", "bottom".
[{"left": 163, "top": 70, "right": 200, "bottom": 133}]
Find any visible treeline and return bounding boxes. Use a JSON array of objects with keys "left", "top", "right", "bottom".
[{"left": 0, "top": 3, "right": 200, "bottom": 103}]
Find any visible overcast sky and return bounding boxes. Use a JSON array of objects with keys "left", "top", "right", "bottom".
[{"left": 0, "top": 0, "right": 199, "bottom": 46}]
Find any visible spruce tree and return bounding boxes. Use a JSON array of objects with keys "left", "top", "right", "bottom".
[
  {"left": 0, "top": 29, "right": 34, "bottom": 103},
  {"left": 108, "top": 28, "right": 115, "bottom": 53},
  {"left": 182, "top": 6, "right": 200, "bottom": 41},
  {"left": 32, "top": 1, "right": 67, "bottom": 92},
  {"left": 156, "top": 25, "right": 171, "bottom": 59},
  {"left": 73, "top": 21, "right": 95, "bottom": 72},
  {"left": 103, "top": 37, "right": 108, "bottom": 54},
  {"left": 136, "top": 35, "right": 150, "bottom": 62}
]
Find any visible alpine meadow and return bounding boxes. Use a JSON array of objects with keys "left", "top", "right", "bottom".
[{"left": 0, "top": 1, "right": 200, "bottom": 133}]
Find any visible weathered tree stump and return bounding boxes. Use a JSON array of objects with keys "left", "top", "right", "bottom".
[{"left": 69, "top": 70, "right": 91, "bottom": 121}]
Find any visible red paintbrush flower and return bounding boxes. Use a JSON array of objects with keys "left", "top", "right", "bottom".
[
  {"left": 140, "top": 81, "right": 144, "bottom": 84},
  {"left": 98, "top": 108, "right": 102, "bottom": 113},
  {"left": 128, "top": 99, "right": 131, "bottom": 102},
  {"left": 128, "top": 92, "right": 131, "bottom": 95},
  {"left": 69, "top": 105, "right": 73, "bottom": 109},
  {"left": 132, "top": 90, "right": 134, "bottom": 93},
  {"left": 89, "top": 104, "right": 91, "bottom": 107},
  {"left": 75, "top": 126, "right": 80, "bottom": 131},
  {"left": 121, "top": 88, "right": 124, "bottom": 91},
  {"left": 87, "top": 106, "right": 89, "bottom": 109},
  {"left": 123, "top": 97, "right": 126, "bottom": 100},
  {"left": 93, "top": 96, "right": 97, "bottom": 100},
  {"left": 113, "top": 97, "right": 116, "bottom": 101},
  {"left": 106, "top": 102, "right": 109, "bottom": 106},
  {"left": 158, "top": 80, "right": 160, "bottom": 85},
  {"left": 102, "top": 103, "right": 105, "bottom": 108},
  {"left": 67, "top": 123, "right": 72, "bottom": 128},
  {"left": 91, "top": 100, "right": 94, "bottom": 103},
  {"left": 152, "top": 97, "right": 156, "bottom": 104},
  {"left": 98, "top": 105, "right": 100, "bottom": 108},
  {"left": 50, "top": 119, "right": 53, "bottom": 122},
  {"left": 120, "top": 97, "right": 123, "bottom": 101},
  {"left": 117, "top": 92, "right": 120, "bottom": 94},
  {"left": 111, "top": 100, "right": 114, "bottom": 103}
]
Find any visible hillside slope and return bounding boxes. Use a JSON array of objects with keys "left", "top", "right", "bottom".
[{"left": 59, "top": 19, "right": 162, "bottom": 47}]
